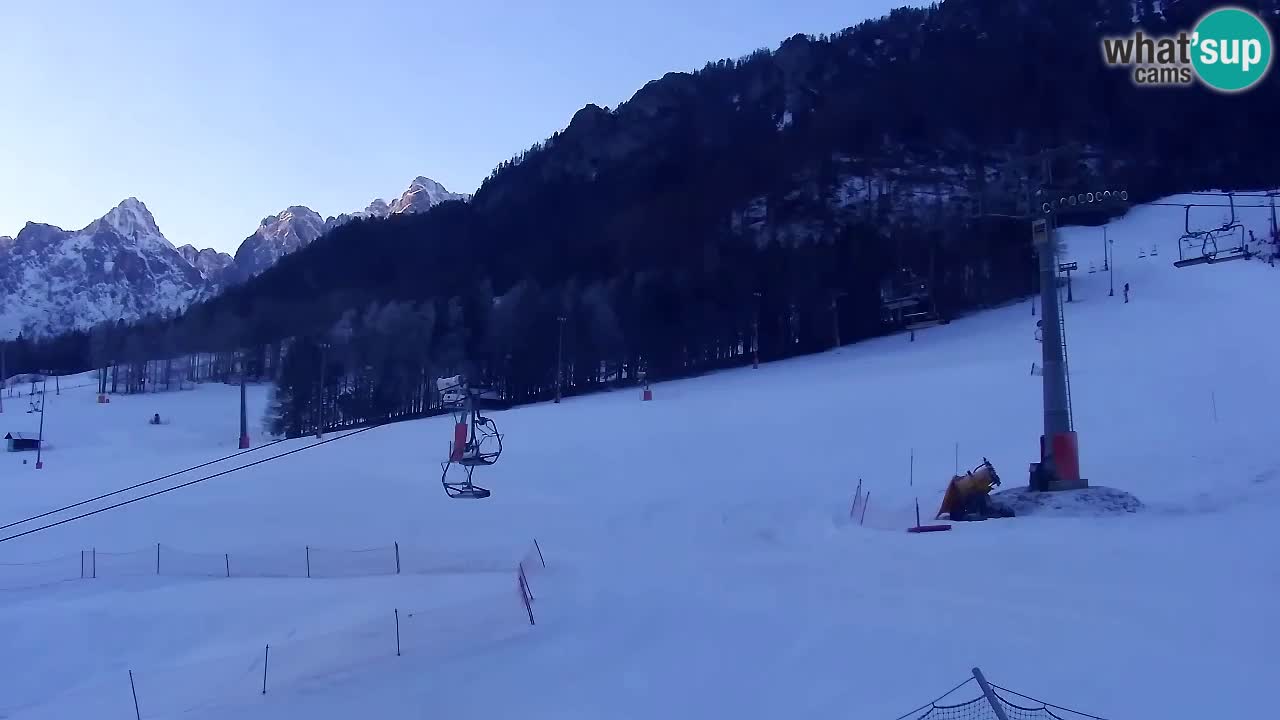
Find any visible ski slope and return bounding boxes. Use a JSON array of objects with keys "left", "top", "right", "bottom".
[{"left": 1, "top": 193, "right": 1277, "bottom": 719}]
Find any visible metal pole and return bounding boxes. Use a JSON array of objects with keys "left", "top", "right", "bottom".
[
  {"left": 752, "top": 292, "right": 761, "bottom": 368},
  {"left": 1270, "top": 193, "right": 1279, "bottom": 262},
  {"left": 831, "top": 291, "right": 845, "bottom": 348},
  {"left": 0, "top": 338, "right": 5, "bottom": 414},
  {"left": 555, "top": 317, "right": 565, "bottom": 403},
  {"left": 129, "top": 670, "right": 142, "bottom": 720},
  {"left": 315, "top": 344, "right": 327, "bottom": 438},
  {"left": 1102, "top": 226, "right": 1109, "bottom": 272},
  {"left": 972, "top": 667, "right": 1011, "bottom": 720},
  {"left": 1035, "top": 218, "right": 1073, "bottom": 453},
  {"left": 239, "top": 352, "right": 249, "bottom": 448},
  {"left": 1108, "top": 229, "right": 1115, "bottom": 297},
  {"left": 1271, "top": 193, "right": 1278, "bottom": 241},
  {"left": 35, "top": 374, "right": 47, "bottom": 469}
]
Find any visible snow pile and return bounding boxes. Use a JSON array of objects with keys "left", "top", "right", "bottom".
[{"left": 992, "top": 486, "right": 1143, "bottom": 517}]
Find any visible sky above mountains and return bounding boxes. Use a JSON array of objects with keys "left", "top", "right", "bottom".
[{"left": 0, "top": 0, "right": 901, "bottom": 253}]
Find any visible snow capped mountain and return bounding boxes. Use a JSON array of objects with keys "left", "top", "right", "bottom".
[
  {"left": 322, "top": 198, "right": 392, "bottom": 233},
  {"left": 365, "top": 198, "right": 392, "bottom": 218},
  {"left": 388, "top": 176, "right": 470, "bottom": 214},
  {"left": 0, "top": 175, "right": 470, "bottom": 337},
  {"left": 0, "top": 199, "right": 207, "bottom": 337},
  {"left": 230, "top": 176, "right": 470, "bottom": 281},
  {"left": 177, "top": 244, "right": 234, "bottom": 281},
  {"left": 323, "top": 177, "right": 468, "bottom": 232},
  {"left": 229, "top": 206, "right": 328, "bottom": 281}
]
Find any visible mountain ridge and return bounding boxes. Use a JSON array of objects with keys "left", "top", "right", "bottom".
[{"left": 0, "top": 176, "right": 469, "bottom": 337}]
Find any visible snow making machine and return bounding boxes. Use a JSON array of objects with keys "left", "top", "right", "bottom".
[
  {"left": 437, "top": 375, "right": 503, "bottom": 499},
  {"left": 935, "top": 458, "right": 1015, "bottom": 522}
]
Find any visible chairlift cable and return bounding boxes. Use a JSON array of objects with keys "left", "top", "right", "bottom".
[
  {"left": 0, "top": 437, "right": 288, "bottom": 533},
  {"left": 0, "top": 425, "right": 382, "bottom": 546}
]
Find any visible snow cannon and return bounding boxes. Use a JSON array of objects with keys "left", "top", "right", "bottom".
[{"left": 936, "top": 459, "right": 1015, "bottom": 522}]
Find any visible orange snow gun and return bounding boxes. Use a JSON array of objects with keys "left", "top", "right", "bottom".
[{"left": 936, "top": 458, "right": 1002, "bottom": 519}]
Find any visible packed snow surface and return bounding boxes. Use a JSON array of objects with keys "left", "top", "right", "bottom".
[{"left": 0, "top": 194, "right": 1277, "bottom": 719}]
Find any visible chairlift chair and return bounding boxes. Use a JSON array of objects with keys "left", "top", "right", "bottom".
[
  {"left": 881, "top": 268, "right": 942, "bottom": 331},
  {"left": 1175, "top": 195, "right": 1251, "bottom": 268},
  {"left": 438, "top": 376, "right": 503, "bottom": 499}
]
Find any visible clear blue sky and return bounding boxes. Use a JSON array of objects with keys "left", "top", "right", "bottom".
[{"left": 0, "top": 0, "right": 901, "bottom": 253}]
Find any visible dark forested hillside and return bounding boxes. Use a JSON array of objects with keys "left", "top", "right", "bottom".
[{"left": 13, "top": 0, "right": 1280, "bottom": 435}]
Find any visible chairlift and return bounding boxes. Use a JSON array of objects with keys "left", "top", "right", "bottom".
[
  {"left": 438, "top": 376, "right": 503, "bottom": 500},
  {"left": 437, "top": 375, "right": 466, "bottom": 409},
  {"left": 1175, "top": 194, "right": 1251, "bottom": 268},
  {"left": 880, "top": 267, "right": 943, "bottom": 332}
]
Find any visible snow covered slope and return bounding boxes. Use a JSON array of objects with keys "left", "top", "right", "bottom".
[
  {"left": 0, "top": 194, "right": 1276, "bottom": 719},
  {"left": 0, "top": 199, "right": 207, "bottom": 337}
]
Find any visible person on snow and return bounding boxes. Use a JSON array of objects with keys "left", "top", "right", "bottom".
[{"left": 150, "top": 413, "right": 161, "bottom": 425}]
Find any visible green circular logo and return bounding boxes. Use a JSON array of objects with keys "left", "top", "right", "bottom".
[{"left": 1191, "top": 7, "right": 1273, "bottom": 92}]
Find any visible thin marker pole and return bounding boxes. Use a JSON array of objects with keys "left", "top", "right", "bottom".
[{"left": 129, "top": 670, "right": 141, "bottom": 720}]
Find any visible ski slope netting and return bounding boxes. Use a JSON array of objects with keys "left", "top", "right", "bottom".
[
  {"left": 0, "top": 544, "right": 547, "bottom": 719},
  {"left": 901, "top": 677, "right": 1108, "bottom": 720},
  {"left": 0, "top": 540, "right": 541, "bottom": 590}
]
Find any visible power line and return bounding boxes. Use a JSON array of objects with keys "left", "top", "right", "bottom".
[
  {"left": 0, "top": 425, "right": 383, "bottom": 546},
  {"left": 0, "top": 438, "right": 288, "bottom": 534}
]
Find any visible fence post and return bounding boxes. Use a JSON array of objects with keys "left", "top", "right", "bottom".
[
  {"left": 262, "top": 645, "right": 270, "bottom": 694},
  {"left": 518, "top": 573, "right": 536, "bottom": 626},
  {"left": 519, "top": 562, "right": 535, "bottom": 602},
  {"left": 533, "top": 538, "right": 546, "bottom": 568},
  {"left": 306, "top": 546, "right": 311, "bottom": 579},
  {"left": 394, "top": 542, "right": 401, "bottom": 575},
  {"left": 92, "top": 547, "right": 96, "bottom": 579},
  {"left": 81, "top": 550, "right": 85, "bottom": 579},
  {"left": 225, "top": 553, "right": 230, "bottom": 578},
  {"left": 156, "top": 543, "right": 161, "bottom": 575},
  {"left": 972, "top": 667, "right": 1010, "bottom": 720},
  {"left": 395, "top": 608, "right": 401, "bottom": 656},
  {"left": 129, "top": 670, "right": 141, "bottom": 720}
]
